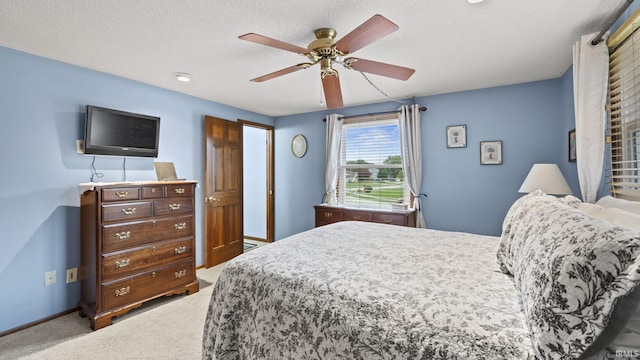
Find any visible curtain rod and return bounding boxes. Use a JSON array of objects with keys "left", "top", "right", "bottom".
[
  {"left": 322, "top": 106, "right": 427, "bottom": 122},
  {"left": 591, "top": 0, "right": 635, "bottom": 45}
]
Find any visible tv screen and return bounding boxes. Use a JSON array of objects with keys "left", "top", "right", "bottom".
[{"left": 84, "top": 105, "right": 160, "bottom": 158}]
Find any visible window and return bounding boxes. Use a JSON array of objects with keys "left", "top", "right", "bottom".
[
  {"left": 337, "top": 115, "right": 410, "bottom": 209},
  {"left": 608, "top": 21, "right": 640, "bottom": 200}
]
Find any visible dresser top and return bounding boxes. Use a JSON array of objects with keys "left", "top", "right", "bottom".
[{"left": 79, "top": 180, "right": 197, "bottom": 194}]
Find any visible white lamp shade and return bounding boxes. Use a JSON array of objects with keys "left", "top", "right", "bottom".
[{"left": 518, "top": 164, "right": 573, "bottom": 195}]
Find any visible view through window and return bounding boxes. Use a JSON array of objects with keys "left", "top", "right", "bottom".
[{"left": 337, "top": 117, "right": 409, "bottom": 208}]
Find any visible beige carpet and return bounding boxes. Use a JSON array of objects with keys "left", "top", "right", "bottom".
[{"left": 0, "top": 264, "right": 227, "bottom": 360}]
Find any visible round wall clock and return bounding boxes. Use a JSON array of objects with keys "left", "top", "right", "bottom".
[{"left": 291, "top": 134, "right": 307, "bottom": 158}]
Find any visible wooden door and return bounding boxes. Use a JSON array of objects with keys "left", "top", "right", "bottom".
[{"left": 204, "top": 116, "right": 243, "bottom": 268}]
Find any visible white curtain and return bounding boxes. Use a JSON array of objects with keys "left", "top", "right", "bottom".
[
  {"left": 324, "top": 114, "right": 343, "bottom": 205},
  {"left": 573, "top": 32, "right": 609, "bottom": 203},
  {"left": 399, "top": 104, "right": 426, "bottom": 228}
]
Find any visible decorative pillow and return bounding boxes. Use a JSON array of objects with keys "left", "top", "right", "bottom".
[
  {"left": 497, "top": 190, "right": 546, "bottom": 275},
  {"left": 577, "top": 202, "right": 604, "bottom": 217},
  {"left": 498, "top": 194, "right": 640, "bottom": 359},
  {"left": 596, "top": 195, "right": 640, "bottom": 215},
  {"left": 590, "top": 208, "right": 640, "bottom": 232}
]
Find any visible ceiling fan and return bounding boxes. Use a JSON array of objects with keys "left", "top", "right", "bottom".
[{"left": 239, "top": 14, "right": 415, "bottom": 109}]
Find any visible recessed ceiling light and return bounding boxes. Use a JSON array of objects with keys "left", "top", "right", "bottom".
[
  {"left": 174, "top": 72, "right": 192, "bottom": 82},
  {"left": 468, "top": 0, "right": 484, "bottom": 3}
]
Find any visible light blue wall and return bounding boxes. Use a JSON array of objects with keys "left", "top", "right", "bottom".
[
  {"left": 275, "top": 80, "right": 571, "bottom": 239},
  {"left": 0, "top": 46, "right": 273, "bottom": 333}
]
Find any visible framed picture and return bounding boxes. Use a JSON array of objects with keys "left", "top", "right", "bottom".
[
  {"left": 480, "top": 141, "right": 502, "bottom": 165},
  {"left": 568, "top": 129, "right": 576, "bottom": 162},
  {"left": 446, "top": 125, "right": 467, "bottom": 148}
]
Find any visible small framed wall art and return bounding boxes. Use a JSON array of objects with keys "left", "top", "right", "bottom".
[
  {"left": 480, "top": 141, "right": 502, "bottom": 165},
  {"left": 568, "top": 129, "right": 576, "bottom": 162},
  {"left": 446, "top": 125, "right": 467, "bottom": 148}
]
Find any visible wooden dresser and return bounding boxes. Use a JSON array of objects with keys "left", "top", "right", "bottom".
[
  {"left": 314, "top": 205, "right": 416, "bottom": 227},
  {"left": 78, "top": 181, "right": 199, "bottom": 330}
]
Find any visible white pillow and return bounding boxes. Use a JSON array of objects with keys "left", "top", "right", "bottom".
[
  {"left": 590, "top": 207, "right": 640, "bottom": 232},
  {"left": 596, "top": 195, "right": 640, "bottom": 216},
  {"left": 578, "top": 202, "right": 604, "bottom": 217}
]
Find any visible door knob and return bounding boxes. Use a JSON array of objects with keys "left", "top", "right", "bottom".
[{"left": 207, "top": 196, "right": 221, "bottom": 203}]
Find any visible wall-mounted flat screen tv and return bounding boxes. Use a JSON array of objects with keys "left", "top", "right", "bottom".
[{"left": 84, "top": 105, "right": 160, "bottom": 158}]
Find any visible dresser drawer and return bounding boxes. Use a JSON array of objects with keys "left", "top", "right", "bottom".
[
  {"left": 102, "top": 238, "right": 194, "bottom": 282},
  {"left": 102, "top": 261, "right": 194, "bottom": 310},
  {"left": 102, "top": 215, "right": 194, "bottom": 253},
  {"left": 154, "top": 198, "right": 193, "bottom": 216},
  {"left": 165, "top": 184, "right": 193, "bottom": 197},
  {"left": 315, "top": 207, "right": 341, "bottom": 225},
  {"left": 372, "top": 212, "right": 407, "bottom": 226},
  {"left": 102, "top": 201, "right": 152, "bottom": 222},
  {"left": 342, "top": 209, "right": 372, "bottom": 222},
  {"left": 102, "top": 188, "right": 140, "bottom": 202},
  {"left": 141, "top": 186, "right": 164, "bottom": 199}
]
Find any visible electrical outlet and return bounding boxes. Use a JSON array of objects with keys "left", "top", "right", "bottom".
[
  {"left": 76, "top": 140, "right": 84, "bottom": 154},
  {"left": 66, "top": 268, "right": 78, "bottom": 284},
  {"left": 45, "top": 270, "right": 56, "bottom": 286}
]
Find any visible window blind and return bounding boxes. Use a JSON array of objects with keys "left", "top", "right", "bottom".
[
  {"left": 337, "top": 116, "right": 410, "bottom": 208},
  {"left": 608, "top": 23, "right": 640, "bottom": 200}
]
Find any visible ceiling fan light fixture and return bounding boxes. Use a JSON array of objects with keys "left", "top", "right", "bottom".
[{"left": 174, "top": 72, "right": 192, "bottom": 82}]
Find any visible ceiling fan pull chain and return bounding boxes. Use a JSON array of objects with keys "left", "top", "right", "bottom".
[{"left": 358, "top": 71, "right": 405, "bottom": 104}]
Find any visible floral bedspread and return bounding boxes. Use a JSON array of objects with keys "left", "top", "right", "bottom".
[{"left": 203, "top": 221, "right": 535, "bottom": 359}]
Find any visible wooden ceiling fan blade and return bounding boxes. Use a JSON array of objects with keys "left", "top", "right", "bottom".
[
  {"left": 239, "top": 33, "right": 310, "bottom": 55},
  {"left": 250, "top": 63, "right": 312, "bottom": 82},
  {"left": 322, "top": 72, "right": 343, "bottom": 109},
  {"left": 334, "top": 14, "right": 398, "bottom": 54},
  {"left": 346, "top": 58, "right": 415, "bottom": 81}
]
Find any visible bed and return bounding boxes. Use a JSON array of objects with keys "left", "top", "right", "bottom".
[{"left": 203, "top": 192, "right": 640, "bottom": 359}]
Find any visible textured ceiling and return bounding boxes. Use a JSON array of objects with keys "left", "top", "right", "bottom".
[{"left": 0, "top": 0, "right": 626, "bottom": 117}]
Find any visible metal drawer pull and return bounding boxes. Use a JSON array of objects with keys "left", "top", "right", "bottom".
[
  {"left": 115, "top": 191, "right": 128, "bottom": 198},
  {"left": 352, "top": 215, "right": 362, "bottom": 220},
  {"left": 115, "top": 286, "right": 130, "bottom": 296},
  {"left": 121, "top": 208, "right": 136, "bottom": 215},
  {"left": 175, "top": 188, "right": 185, "bottom": 194},
  {"left": 175, "top": 246, "right": 187, "bottom": 254},
  {"left": 325, "top": 212, "right": 333, "bottom": 218},
  {"left": 115, "top": 259, "right": 130, "bottom": 268},
  {"left": 115, "top": 231, "right": 131, "bottom": 240},
  {"left": 175, "top": 269, "right": 186, "bottom": 278},
  {"left": 152, "top": 271, "right": 157, "bottom": 277},
  {"left": 383, "top": 218, "right": 393, "bottom": 223},
  {"left": 175, "top": 223, "right": 186, "bottom": 230},
  {"left": 169, "top": 203, "right": 181, "bottom": 211}
]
